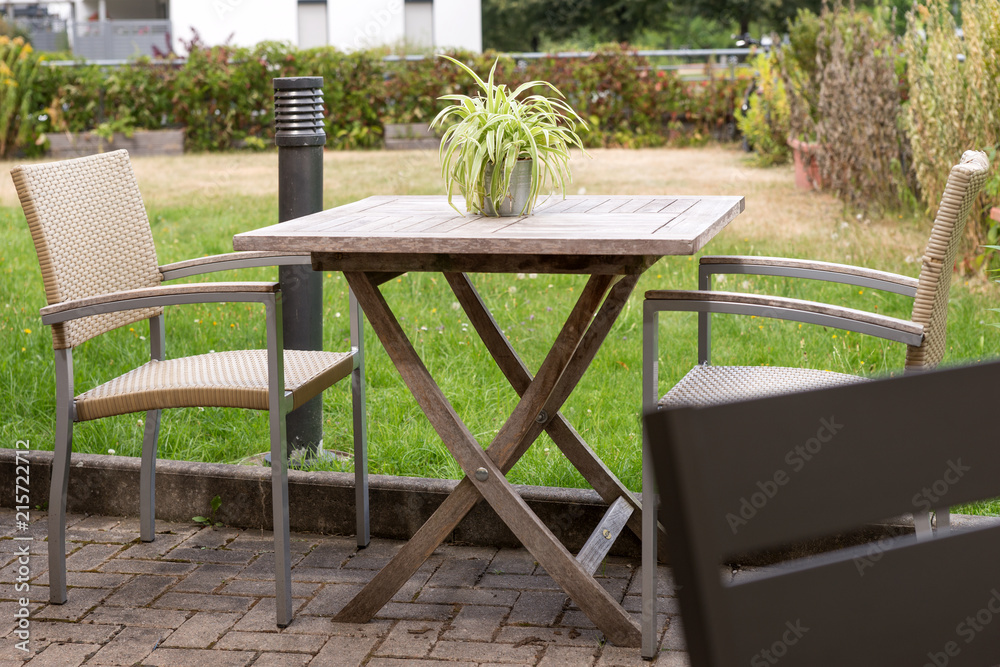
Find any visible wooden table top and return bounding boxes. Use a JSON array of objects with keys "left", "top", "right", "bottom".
[{"left": 234, "top": 194, "right": 745, "bottom": 257}]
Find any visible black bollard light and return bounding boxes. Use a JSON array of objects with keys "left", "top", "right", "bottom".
[{"left": 274, "top": 76, "right": 325, "bottom": 464}]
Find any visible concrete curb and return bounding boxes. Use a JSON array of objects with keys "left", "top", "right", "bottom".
[
  {"left": 0, "top": 448, "right": 642, "bottom": 557},
  {"left": 4, "top": 448, "right": 997, "bottom": 565}
]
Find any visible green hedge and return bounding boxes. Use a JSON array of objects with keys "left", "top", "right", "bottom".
[{"left": 2, "top": 40, "right": 745, "bottom": 156}]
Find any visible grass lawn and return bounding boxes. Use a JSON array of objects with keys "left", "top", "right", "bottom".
[{"left": 2, "top": 146, "right": 998, "bottom": 515}]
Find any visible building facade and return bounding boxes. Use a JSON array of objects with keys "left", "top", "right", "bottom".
[{"left": 10, "top": 0, "right": 481, "bottom": 57}]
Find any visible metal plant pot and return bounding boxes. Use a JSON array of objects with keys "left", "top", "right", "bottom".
[{"left": 483, "top": 159, "right": 533, "bottom": 217}]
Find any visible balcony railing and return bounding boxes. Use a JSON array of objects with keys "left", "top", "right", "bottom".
[
  {"left": 70, "top": 20, "right": 171, "bottom": 60},
  {"left": 14, "top": 17, "right": 69, "bottom": 53}
]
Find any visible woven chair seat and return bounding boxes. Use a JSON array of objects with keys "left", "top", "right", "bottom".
[
  {"left": 75, "top": 349, "right": 354, "bottom": 421},
  {"left": 659, "top": 365, "right": 869, "bottom": 408}
]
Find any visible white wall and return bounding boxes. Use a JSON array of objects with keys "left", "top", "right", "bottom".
[
  {"left": 66, "top": 0, "right": 482, "bottom": 54},
  {"left": 327, "top": 0, "right": 405, "bottom": 52},
  {"left": 170, "top": 0, "right": 298, "bottom": 51},
  {"left": 433, "top": 0, "right": 480, "bottom": 52},
  {"left": 404, "top": 2, "right": 433, "bottom": 50},
  {"left": 298, "top": 3, "right": 328, "bottom": 50}
]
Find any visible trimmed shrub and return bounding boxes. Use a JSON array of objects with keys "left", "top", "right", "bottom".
[
  {"left": 3, "top": 42, "right": 744, "bottom": 156},
  {"left": 171, "top": 41, "right": 295, "bottom": 151},
  {"left": 298, "top": 48, "right": 387, "bottom": 149}
]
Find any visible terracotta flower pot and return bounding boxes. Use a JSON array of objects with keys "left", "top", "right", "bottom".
[{"left": 788, "top": 137, "right": 823, "bottom": 190}]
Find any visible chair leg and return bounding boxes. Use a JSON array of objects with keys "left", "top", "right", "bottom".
[
  {"left": 641, "top": 438, "right": 659, "bottom": 660},
  {"left": 934, "top": 507, "right": 950, "bottom": 534},
  {"left": 139, "top": 409, "right": 161, "bottom": 543},
  {"left": 349, "top": 289, "right": 370, "bottom": 548},
  {"left": 352, "top": 366, "right": 369, "bottom": 548},
  {"left": 142, "top": 314, "right": 166, "bottom": 542},
  {"left": 641, "top": 300, "right": 660, "bottom": 659},
  {"left": 266, "top": 293, "right": 293, "bottom": 628},
  {"left": 270, "top": 407, "right": 292, "bottom": 628},
  {"left": 697, "top": 264, "right": 712, "bottom": 365},
  {"left": 913, "top": 510, "right": 932, "bottom": 540},
  {"left": 49, "top": 349, "right": 74, "bottom": 605}
]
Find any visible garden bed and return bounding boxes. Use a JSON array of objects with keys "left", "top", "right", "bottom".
[
  {"left": 384, "top": 123, "right": 440, "bottom": 150},
  {"left": 46, "top": 129, "right": 184, "bottom": 159}
]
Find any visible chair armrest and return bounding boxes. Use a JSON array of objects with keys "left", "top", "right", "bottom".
[
  {"left": 699, "top": 255, "right": 919, "bottom": 297},
  {"left": 40, "top": 282, "right": 279, "bottom": 325},
  {"left": 159, "top": 251, "right": 311, "bottom": 281},
  {"left": 644, "top": 289, "right": 923, "bottom": 346}
]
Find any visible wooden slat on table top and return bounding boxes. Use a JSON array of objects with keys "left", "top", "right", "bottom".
[
  {"left": 636, "top": 198, "right": 677, "bottom": 213},
  {"left": 234, "top": 195, "right": 745, "bottom": 257},
  {"left": 560, "top": 197, "right": 612, "bottom": 214},
  {"left": 582, "top": 199, "right": 628, "bottom": 215},
  {"left": 531, "top": 197, "right": 579, "bottom": 215}
]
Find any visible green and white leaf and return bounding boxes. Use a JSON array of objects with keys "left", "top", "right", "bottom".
[{"left": 429, "top": 55, "right": 590, "bottom": 216}]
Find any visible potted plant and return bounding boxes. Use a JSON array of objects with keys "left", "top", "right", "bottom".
[{"left": 430, "top": 55, "right": 589, "bottom": 217}]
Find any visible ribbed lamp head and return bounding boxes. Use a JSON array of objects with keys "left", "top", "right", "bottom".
[{"left": 273, "top": 77, "right": 326, "bottom": 147}]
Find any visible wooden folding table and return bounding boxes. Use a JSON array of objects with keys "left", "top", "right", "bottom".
[{"left": 234, "top": 194, "right": 744, "bottom": 646}]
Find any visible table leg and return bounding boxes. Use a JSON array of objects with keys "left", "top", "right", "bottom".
[
  {"left": 445, "top": 272, "right": 671, "bottom": 563},
  {"left": 338, "top": 273, "right": 631, "bottom": 624},
  {"left": 336, "top": 272, "right": 611, "bottom": 623},
  {"left": 339, "top": 271, "right": 642, "bottom": 646}
]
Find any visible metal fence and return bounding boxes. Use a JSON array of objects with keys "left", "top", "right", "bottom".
[
  {"left": 43, "top": 46, "right": 757, "bottom": 80},
  {"left": 376, "top": 48, "right": 758, "bottom": 81},
  {"left": 382, "top": 48, "right": 754, "bottom": 61}
]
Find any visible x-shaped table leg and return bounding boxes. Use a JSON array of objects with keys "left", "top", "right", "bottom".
[
  {"left": 337, "top": 271, "right": 642, "bottom": 646},
  {"left": 445, "top": 272, "right": 670, "bottom": 563}
]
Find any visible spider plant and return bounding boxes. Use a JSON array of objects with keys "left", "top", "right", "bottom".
[{"left": 430, "top": 55, "right": 589, "bottom": 216}]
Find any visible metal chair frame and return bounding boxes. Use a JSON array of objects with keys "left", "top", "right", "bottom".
[
  {"left": 14, "top": 152, "right": 369, "bottom": 630},
  {"left": 42, "top": 255, "right": 369, "bottom": 629},
  {"left": 639, "top": 150, "right": 990, "bottom": 657},
  {"left": 640, "top": 259, "right": 933, "bottom": 657},
  {"left": 643, "top": 359, "right": 1000, "bottom": 666}
]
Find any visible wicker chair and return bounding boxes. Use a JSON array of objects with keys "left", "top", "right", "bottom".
[
  {"left": 11, "top": 150, "right": 369, "bottom": 629},
  {"left": 639, "top": 150, "right": 990, "bottom": 657}
]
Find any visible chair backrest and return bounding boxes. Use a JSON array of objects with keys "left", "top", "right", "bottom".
[
  {"left": 11, "top": 150, "right": 163, "bottom": 350},
  {"left": 906, "top": 150, "right": 990, "bottom": 370},
  {"left": 645, "top": 360, "right": 1000, "bottom": 667}
]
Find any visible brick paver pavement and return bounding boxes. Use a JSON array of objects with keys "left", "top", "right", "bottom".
[{"left": 0, "top": 509, "right": 687, "bottom": 666}]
